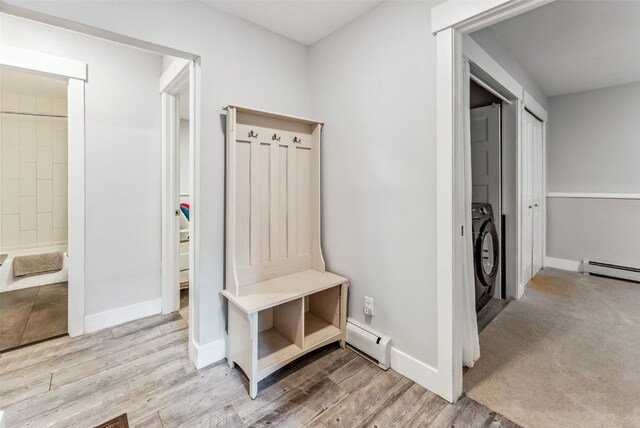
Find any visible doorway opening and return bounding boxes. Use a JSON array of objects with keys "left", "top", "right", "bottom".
[
  {"left": 432, "top": 2, "right": 552, "bottom": 400},
  {"left": 160, "top": 59, "right": 197, "bottom": 336},
  {"left": 0, "top": 68, "right": 69, "bottom": 350},
  {"left": 463, "top": 44, "right": 547, "bottom": 340},
  {"left": 176, "top": 78, "right": 191, "bottom": 323},
  {"left": 470, "top": 89, "right": 502, "bottom": 311},
  {"left": 0, "top": 48, "right": 86, "bottom": 350},
  {"left": 469, "top": 78, "right": 506, "bottom": 324}
]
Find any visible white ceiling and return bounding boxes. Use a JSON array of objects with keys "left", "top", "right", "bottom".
[
  {"left": 1, "top": 68, "right": 68, "bottom": 99},
  {"left": 200, "top": 0, "right": 383, "bottom": 45},
  {"left": 480, "top": 0, "right": 640, "bottom": 97}
]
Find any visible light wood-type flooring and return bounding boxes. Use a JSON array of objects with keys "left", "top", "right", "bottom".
[{"left": 0, "top": 310, "right": 518, "bottom": 427}]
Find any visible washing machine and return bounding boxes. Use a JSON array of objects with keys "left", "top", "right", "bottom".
[{"left": 472, "top": 203, "right": 499, "bottom": 311}]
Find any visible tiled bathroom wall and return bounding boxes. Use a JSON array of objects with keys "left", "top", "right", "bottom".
[{"left": 1, "top": 92, "right": 68, "bottom": 252}]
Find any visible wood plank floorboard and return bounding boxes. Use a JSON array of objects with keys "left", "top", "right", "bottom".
[
  {"left": 394, "top": 387, "right": 448, "bottom": 427},
  {"left": 0, "top": 313, "right": 519, "bottom": 428}
]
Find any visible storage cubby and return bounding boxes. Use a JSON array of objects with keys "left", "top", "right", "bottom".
[
  {"left": 257, "top": 299, "right": 303, "bottom": 370},
  {"left": 304, "top": 286, "right": 341, "bottom": 348},
  {"left": 222, "top": 106, "right": 349, "bottom": 399}
]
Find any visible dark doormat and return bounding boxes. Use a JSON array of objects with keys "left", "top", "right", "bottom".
[{"left": 94, "top": 413, "right": 129, "bottom": 428}]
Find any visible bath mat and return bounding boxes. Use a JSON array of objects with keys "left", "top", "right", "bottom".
[
  {"left": 13, "top": 252, "right": 63, "bottom": 277},
  {"left": 94, "top": 413, "right": 129, "bottom": 428}
]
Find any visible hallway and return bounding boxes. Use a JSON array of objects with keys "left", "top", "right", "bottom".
[{"left": 465, "top": 269, "right": 640, "bottom": 427}]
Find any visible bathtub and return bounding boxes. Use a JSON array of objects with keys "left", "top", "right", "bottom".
[{"left": 0, "top": 245, "right": 69, "bottom": 292}]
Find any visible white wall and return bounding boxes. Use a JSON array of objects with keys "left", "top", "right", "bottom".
[
  {"left": 547, "top": 82, "right": 640, "bottom": 267},
  {"left": 470, "top": 28, "right": 549, "bottom": 111},
  {"left": 1, "top": 88, "right": 68, "bottom": 252},
  {"left": 1, "top": 14, "right": 163, "bottom": 315},
  {"left": 548, "top": 82, "right": 640, "bottom": 194},
  {"left": 3, "top": 1, "right": 311, "bottom": 352},
  {"left": 310, "top": 1, "right": 440, "bottom": 368}
]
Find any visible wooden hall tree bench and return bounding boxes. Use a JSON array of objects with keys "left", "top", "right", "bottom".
[{"left": 222, "top": 105, "right": 349, "bottom": 399}]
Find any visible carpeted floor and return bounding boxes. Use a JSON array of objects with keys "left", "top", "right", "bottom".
[{"left": 465, "top": 268, "right": 640, "bottom": 428}]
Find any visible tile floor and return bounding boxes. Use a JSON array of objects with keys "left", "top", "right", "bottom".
[
  {"left": 0, "top": 282, "right": 68, "bottom": 352},
  {"left": 179, "top": 287, "right": 189, "bottom": 323}
]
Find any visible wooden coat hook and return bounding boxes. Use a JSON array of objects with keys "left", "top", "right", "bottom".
[{"left": 248, "top": 130, "right": 258, "bottom": 139}]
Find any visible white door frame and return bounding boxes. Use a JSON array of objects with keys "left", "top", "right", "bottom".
[
  {"left": 160, "top": 58, "right": 189, "bottom": 315},
  {"left": 0, "top": 46, "right": 87, "bottom": 337},
  {"left": 432, "top": 0, "right": 553, "bottom": 402},
  {"left": 160, "top": 58, "right": 201, "bottom": 363}
]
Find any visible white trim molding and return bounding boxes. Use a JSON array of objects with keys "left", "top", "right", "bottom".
[
  {"left": 432, "top": 0, "right": 554, "bottom": 34},
  {"left": 159, "top": 57, "right": 190, "bottom": 93},
  {"left": 0, "top": 45, "right": 86, "bottom": 80},
  {"left": 84, "top": 298, "right": 162, "bottom": 333},
  {"left": 188, "top": 60, "right": 203, "bottom": 370},
  {"left": 462, "top": 34, "right": 523, "bottom": 100},
  {"left": 523, "top": 90, "right": 548, "bottom": 122},
  {"left": 432, "top": 0, "right": 511, "bottom": 34},
  {"left": 67, "top": 78, "right": 86, "bottom": 337},
  {"left": 544, "top": 257, "right": 582, "bottom": 272},
  {"left": 1, "top": 3, "right": 196, "bottom": 62},
  {"left": 189, "top": 338, "right": 226, "bottom": 369},
  {"left": 547, "top": 192, "right": 640, "bottom": 200},
  {"left": 390, "top": 347, "right": 443, "bottom": 397},
  {"left": 435, "top": 27, "right": 459, "bottom": 403}
]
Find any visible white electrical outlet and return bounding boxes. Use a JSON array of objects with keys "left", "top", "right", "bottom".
[{"left": 364, "top": 296, "right": 374, "bottom": 316}]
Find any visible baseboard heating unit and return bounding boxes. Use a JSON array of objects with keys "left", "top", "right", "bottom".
[
  {"left": 345, "top": 318, "right": 392, "bottom": 370},
  {"left": 582, "top": 260, "right": 640, "bottom": 283}
]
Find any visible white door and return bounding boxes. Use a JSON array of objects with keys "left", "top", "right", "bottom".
[
  {"left": 471, "top": 104, "right": 501, "bottom": 211},
  {"left": 521, "top": 109, "right": 544, "bottom": 286},
  {"left": 531, "top": 115, "right": 544, "bottom": 275},
  {"left": 521, "top": 110, "right": 534, "bottom": 285},
  {"left": 471, "top": 104, "right": 501, "bottom": 296}
]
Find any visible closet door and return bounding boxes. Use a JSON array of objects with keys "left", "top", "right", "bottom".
[
  {"left": 531, "top": 115, "right": 544, "bottom": 276},
  {"left": 521, "top": 111, "right": 534, "bottom": 285},
  {"left": 471, "top": 104, "right": 501, "bottom": 211}
]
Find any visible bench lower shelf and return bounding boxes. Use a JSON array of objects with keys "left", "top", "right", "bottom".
[
  {"left": 304, "top": 312, "right": 340, "bottom": 348},
  {"left": 225, "top": 280, "right": 349, "bottom": 399},
  {"left": 258, "top": 328, "right": 301, "bottom": 371}
]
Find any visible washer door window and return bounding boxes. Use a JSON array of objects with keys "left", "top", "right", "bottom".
[{"left": 475, "top": 221, "right": 499, "bottom": 287}]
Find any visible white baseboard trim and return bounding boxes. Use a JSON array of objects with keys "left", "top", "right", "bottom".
[
  {"left": 84, "top": 298, "right": 161, "bottom": 333},
  {"left": 544, "top": 256, "right": 581, "bottom": 272},
  {"left": 189, "top": 337, "right": 226, "bottom": 369},
  {"left": 390, "top": 347, "right": 444, "bottom": 399},
  {"left": 517, "top": 282, "right": 525, "bottom": 300}
]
